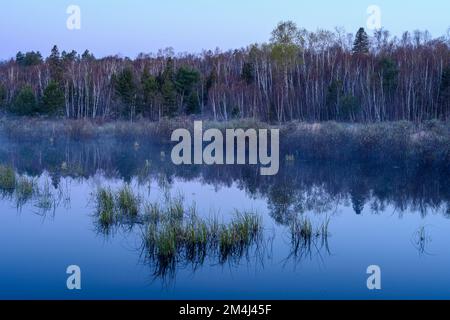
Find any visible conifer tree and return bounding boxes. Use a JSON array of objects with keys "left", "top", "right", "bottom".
[{"left": 352, "top": 28, "right": 370, "bottom": 54}]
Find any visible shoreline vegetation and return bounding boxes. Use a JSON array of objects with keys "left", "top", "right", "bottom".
[
  {"left": 1, "top": 117, "right": 449, "bottom": 166},
  {"left": 0, "top": 22, "right": 448, "bottom": 123}
]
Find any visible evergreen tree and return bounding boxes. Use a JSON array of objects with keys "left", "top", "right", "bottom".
[
  {"left": 47, "top": 45, "right": 64, "bottom": 84},
  {"left": 161, "top": 79, "right": 177, "bottom": 117},
  {"left": 186, "top": 92, "right": 200, "bottom": 115},
  {"left": 0, "top": 84, "right": 6, "bottom": 109},
  {"left": 439, "top": 66, "right": 450, "bottom": 111},
  {"left": 16, "top": 51, "right": 43, "bottom": 67},
  {"left": 41, "top": 81, "right": 65, "bottom": 114},
  {"left": 352, "top": 28, "right": 370, "bottom": 54},
  {"left": 241, "top": 62, "right": 255, "bottom": 85},
  {"left": 10, "top": 86, "right": 37, "bottom": 116},
  {"left": 160, "top": 58, "right": 177, "bottom": 117},
  {"left": 141, "top": 68, "right": 159, "bottom": 117},
  {"left": 114, "top": 68, "right": 137, "bottom": 118},
  {"left": 176, "top": 66, "right": 200, "bottom": 113},
  {"left": 81, "top": 49, "right": 95, "bottom": 61},
  {"left": 379, "top": 57, "right": 399, "bottom": 94}
]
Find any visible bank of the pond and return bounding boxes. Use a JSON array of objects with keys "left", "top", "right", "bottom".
[{"left": 1, "top": 117, "right": 449, "bottom": 166}]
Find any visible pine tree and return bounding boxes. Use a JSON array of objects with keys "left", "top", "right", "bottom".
[
  {"left": 47, "top": 45, "right": 64, "bottom": 84},
  {"left": 41, "top": 81, "right": 65, "bottom": 114},
  {"left": 10, "top": 86, "right": 37, "bottom": 116},
  {"left": 114, "top": 68, "right": 137, "bottom": 118},
  {"left": 352, "top": 28, "right": 370, "bottom": 54},
  {"left": 0, "top": 84, "right": 6, "bottom": 109}
]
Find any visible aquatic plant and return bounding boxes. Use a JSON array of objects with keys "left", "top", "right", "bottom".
[
  {"left": 95, "top": 187, "right": 116, "bottom": 227},
  {"left": 116, "top": 185, "right": 140, "bottom": 217},
  {"left": 34, "top": 180, "right": 54, "bottom": 213},
  {"left": 218, "top": 212, "right": 262, "bottom": 260},
  {"left": 0, "top": 165, "right": 16, "bottom": 192},
  {"left": 289, "top": 216, "right": 330, "bottom": 257},
  {"left": 15, "top": 176, "right": 35, "bottom": 206},
  {"left": 142, "top": 199, "right": 263, "bottom": 278}
]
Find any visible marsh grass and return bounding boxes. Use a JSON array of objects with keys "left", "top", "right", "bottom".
[
  {"left": 289, "top": 215, "right": 330, "bottom": 259},
  {"left": 0, "top": 165, "right": 16, "bottom": 193},
  {"left": 117, "top": 185, "right": 140, "bottom": 217},
  {"left": 15, "top": 176, "right": 36, "bottom": 207},
  {"left": 218, "top": 212, "right": 262, "bottom": 261},
  {"left": 96, "top": 187, "right": 116, "bottom": 227},
  {"left": 34, "top": 180, "right": 54, "bottom": 213},
  {"left": 140, "top": 197, "right": 263, "bottom": 278},
  {"left": 93, "top": 185, "right": 141, "bottom": 230}
]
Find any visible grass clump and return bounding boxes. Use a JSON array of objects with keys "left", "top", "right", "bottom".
[
  {"left": 0, "top": 165, "right": 16, "bottom": 192},
  {"left": 15, "top": 176, "right": 35, "bottom": 205},
  {"left": 94, "top": 185, "right": 141, "bottom": 229},
  {"left": 117, "top": 185, "right": 140, "bottom": 217},
  {"left": 34, "top": 180, "right": 54, "bottom": 213},
  {"left": 95, "top": 187, "right": 116, "bottom": 227},
  {"left": 289, "top": 216, "right": 330, "bottom": 256},
  {"left": 142, "top": 198, "right": 263, "bottom": 277},
  {"left": 218, "top": 212, "right": 262, "bottom": 260}
]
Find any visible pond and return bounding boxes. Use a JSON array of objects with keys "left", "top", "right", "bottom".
[{"left": 0, "top": 136, "right": 449, "bottom": 299}]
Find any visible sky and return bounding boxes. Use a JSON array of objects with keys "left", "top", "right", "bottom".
[{"left": 1, "top": 0, "right": 449, "bottom": 60}]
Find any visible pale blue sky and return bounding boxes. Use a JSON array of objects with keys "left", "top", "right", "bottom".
[{"left": 1, "top": 0, "right": 449, "bottom": 60}]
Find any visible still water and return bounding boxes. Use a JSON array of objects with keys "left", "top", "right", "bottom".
[{"left": 0, "top": 137, "right": 449, "bottom": 299}]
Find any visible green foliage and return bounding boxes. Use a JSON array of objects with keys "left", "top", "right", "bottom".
[
  {"left": 15, "top": 176, "right": 36, "bottom": 204},
  {"left": 16, "top": 51, "right": 43, "bottom": 67},
  {"left": 241, "top": 62, "right": 255, "bottom": 85},
  {"left": 271, "top": 21, "right": 302, "bottom": 45},
  {"left": 81, "top": 50, "right": 95, "bottom": 61},
  {"left": 40, "top": 81, "right": 65, "bottom": 114},
  {"left": 379, "top": 57, "right": 399, "bottom": 92},
  {"left": 340, "top": 94, "right": 360, "bottom": 120},
  {"left": 114, "top": 68, "right": 137, "bottom": 118},
  {"left": 47, "top": 45, "right": 64, "bottom": 83},
  {"left": 10, "top": 86, "right": 37, "bottom": 116},
  {"left": 186, "top": 92, "right": 200, "bottom": 115},
  {"left": 326, "top": 81, "right": 360, "bottom": 120},
  {"left": 142, "top": 69, "right": 158, "bottom": 103},
  {"left": 270, "top": 21, "right": 302, "bottom": 67},
  {"left": 0, "top": 84, "right": 6, "bottom": 108},
  {"left": 440, "top": 65, "right": 450, "bottom": 108},
  {"left": 0, "top": 165, "right": 16, "bottom": 191},
  {"left": 270, "top": 43, "right": 300, "bottom": 66},
  {"left": 326, "top": 80, "right": 343, "bottom": 109},
  {"left": 140, "top": 69, "right": 159, "bottom": 116},
  {"left": 95, "top": 187, "right": 116, "bottom": 227},
  {"left": 161, "top": 79, "right": 177, "bottom": 117},
  {"left": 175, "top": 66, "right": 201, "bottom": 114},
  {"left": 353, "top": 28, "right": 370, "bottom": 55},
  {"left": 175, "top": 67, "right": 200, "bottom": 94},
  {"left": 62, "top": 50, "right": 78, "bottom": 63},
  {"left": 117, "top": 185, "right": 140, "bottom": 217}
]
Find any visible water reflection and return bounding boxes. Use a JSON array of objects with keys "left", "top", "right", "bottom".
[
  {"left": 0, "top": 136, "right": 449, "bottom": 294},
  {"left": 1, "top": 137, "right": 448, "bottom": 221}
]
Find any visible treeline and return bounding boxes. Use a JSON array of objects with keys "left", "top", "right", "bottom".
[{"left": 0, "top": 22, "right": 449, "bottom": 122}]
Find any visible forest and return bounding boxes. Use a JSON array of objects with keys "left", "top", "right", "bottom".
[{"left": 0, "top": 21, "right": 449, "bottom": 123}]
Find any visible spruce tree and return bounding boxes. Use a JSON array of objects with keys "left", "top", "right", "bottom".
[
  {"left": 47, "top": 45, "right": 64, "bottom": 83},
  {"left": 352, "top": 28, "right": 370, "bottom": 54},
  {"left": 41, "top": 81, "right": 65, "bottom": 114},
  {"left": 10, "top": 86, "right": 37, "bottom": 116}
]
